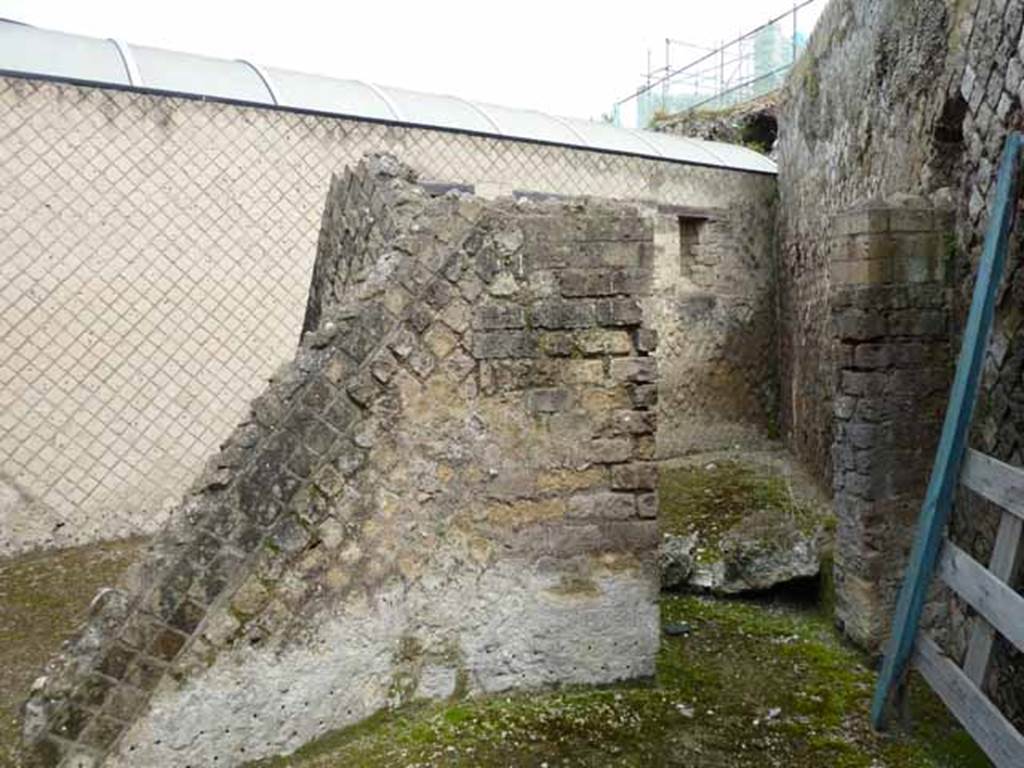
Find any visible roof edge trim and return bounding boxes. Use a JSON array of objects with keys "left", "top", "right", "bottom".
[
  {"left": 544, "top": 113, "right": 591, "bottom": 146},
  {"left": 361, "top": 81, "right": 403, "bottom": 121},
  {"left": 109, "top": 38, "right": 142, "bottom": 86},
  {"left": 625, "top": 129, "right": 666, "bottom": 158},
  {"left": 454, "top": 96, "right": 504, "bottom": 134},
  {"left": 238, "top": 59, "right": 279, "bottom": 105}
]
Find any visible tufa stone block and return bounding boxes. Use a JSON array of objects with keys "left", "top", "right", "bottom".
[
  {"left": 567, "top": 491, "right": 637, "bottom": 520},
  {"left": 610, "top": 358, "right": 657, "bottom": 383},
  {"left": 530, "top": 300, "right": 596, "bottom": 330},
  {"left": 595, "top": 298, "right": 643, "bottom": 327},
  {"left": 610, "top": 463, "right": 658, "bottom": 491},
  {"left": 526, "top": 387, "right": 572, "bottom": 413},
  {"left": 472, "top": 330, "right": 537, "bottom": 359}
]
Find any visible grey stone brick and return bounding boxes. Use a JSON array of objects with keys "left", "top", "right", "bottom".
[
  {"left": 530, "top": 299, "right": 596, "bottom": 329},
  {"left": 567, "top": 491, "right": 636, "bottom": 520},
  {"left": 472, "top": 330, "right": 537, "bottom": 359},
  {"left": 610, "top": 358, "right": 657, "bottom": 384},
  {"left": 610, "top": 463, "right": 658, "bottom": 491},
  {"left": 595, "top": 298, "right": 643, "bottom": 327},
  {"left": 628, "top": 384, "right": 658, "bottom": 410},
  {"left": 526, "top": 387, "right": 572, "bottom": 413},
  {"left": 634, "top": 328, "right": 658, "bottom": 353},
  {"left": 585, "top": 438, "right": 633, "bottom": 464},
  {"left": 602, "top": 410, "right": 655, "bottom": 437},
  {"left": 474, "top": 302, "right": 526, "bottom": 330},
  {"left": 635, "top": 493, "right": 657, "bottom": 519}
]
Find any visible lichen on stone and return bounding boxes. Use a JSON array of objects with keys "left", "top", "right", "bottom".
[{"left": 659, "top": 456, "right": 834, "bottom": 594}]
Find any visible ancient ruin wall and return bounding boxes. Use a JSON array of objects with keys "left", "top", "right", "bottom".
[
  {"left": 778, "top": 0, "right": 1023, "bottom": 723},
  {"left": 777, "top": 0, "right": 954, "bottom": 483},
  {"left": 21, "top": 157, "right": 661, "bottom": 767},
  {"left": 650, "top": 201, "right": 778, "bottom": 459},
  {"left": 0, "top": 74, "right": 775, "bottom": 557},
  {"left": 828, "top": 199, "right": 954, "bottom": 650}
]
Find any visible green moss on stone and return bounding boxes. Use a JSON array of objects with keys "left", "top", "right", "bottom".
[
  {"left": 0, "top": 539, "right": 144, "bottom": 767},
  {"left": 659, "top": 460, "right": 824, "bottom": 565},
  {"left": 245, "top": 596, "right": 988, "bottom": 768}
]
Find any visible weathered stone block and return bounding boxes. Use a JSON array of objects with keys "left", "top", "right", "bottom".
[
  {"left": 526, "top": 387, "right": 572, "bottom": 413},
  {"left": 628, "top": 384, "right": 658, "bottom": 410},
  {"left": 585, "top": 438, "right": 633, "bottom": 464},
  {"left": 830, "top": 256, "right": 894, "bottom": 286},
  {"left": 556, "top": 359, "right": 606, "bottom": 386},
  {"left": 610, "top": 463, "right": 658, "bottom": 491},
  {"left": 537, "top": 466, "right": 607, "bottom": 494},
  {"left": 474, "top": 302, "right": 526, "bottom": 330},
  {"left": 636, "top": 493, "right": 657, "bottom": 519},
  {"left": 634, "top": 328, "right": 658, "bottom": 353},
  {"left": 536, "top": 331, "right": 576, "bottom": 357},
  {"left": 559, "top": 269, "right": 619, "bottom": 297},
  {"left": 407, "top": 346, "right": 439, "bottom": 378},
  {"left": 834, "top": 207, "right": 890, "bottom": 237},
  {"left": 633, "top": 434, "right": 656, "bottom": 460},
  {"left": 530, "top": 299, "right": 596, "bottom": 329},
  {"left": 610, "top": 358, "right": 657, "bottom": 383},
  {"left": 472, "top": 330, "right": 537, "bottom": 359},
  {"left": 833, "top": 311, "right": 888, "bottom": 341},
  {"left": 887, "top": 206, "right": 938, "bottom": 234},
  {"left": 567, "top": 491, "right": 636, "bottom": 520},
  {"left": 559, "top": 267, "right": 647, "bottom": 298},
  {"left": 423, "top": 323, "right": 459, "bottom": 359},
  {"left": 595, "top": 297, "right": 643, "bottom": 327},
  {"left": 602, "top": 409, "right": 655, "bottom": 437},
  {"left": 577, "top": 329, "right": 634, "bottom": 356}
]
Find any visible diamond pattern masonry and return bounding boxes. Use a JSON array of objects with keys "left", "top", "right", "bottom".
[{"left": 0, "top": 75, "right": 772, "bottom": 555}]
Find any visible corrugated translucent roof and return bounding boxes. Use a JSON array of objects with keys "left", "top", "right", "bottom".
[
  {"left": 130, "top": 45, "right": 274, "bottom": 104},
  {"left": 267, "top": 68, "right": 394, "bottom": 120},
  {"left": 0, "top": 19, "right": 776, "bottom": 175},
  {"left": 0, "top": 20, "right": 129, "bottom": 85}
]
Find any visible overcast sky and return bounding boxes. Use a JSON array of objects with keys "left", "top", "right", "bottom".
[{"left": 0, "top": 0, "right": 824, "bottom": 121}]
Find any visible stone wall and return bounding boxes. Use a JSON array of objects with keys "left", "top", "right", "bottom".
[
  {"left": 777, "top": 0, "right": 953, "bottom": 483},
  {"left": 650, "top": 203, "right": 778, "bottom": 458},
  {"left": 0, "top": 74, "right": 777, "bottom": 557},
  {"left": 829, "top": 198, "right": 954, "bottom": 651},
  {"left": 778, "top": 0, "right": 1023, "bottom": 726},
  {"left": 21, "top": 157, "right": 662, "bottom": 767}
]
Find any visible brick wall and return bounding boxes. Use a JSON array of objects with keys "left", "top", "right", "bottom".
[
  {"left": 828, "top": 199, "right": 954, "bottom": 651},
  {"left": 651, "top": 205, "right": 778, "bottom": 458}
]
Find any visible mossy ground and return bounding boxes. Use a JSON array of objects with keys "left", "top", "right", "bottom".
[
  {"left": 0, "top": 542, "right": 990, "bottom": 768},
  {"left": 0, "top": 539, "right": 143, "bottom": 766},
  {"left": 248, "top": 594, "right": 989, "bottom": 768},
  {"left": 659, "top": 459, "right": 830, "bottom": 564}
]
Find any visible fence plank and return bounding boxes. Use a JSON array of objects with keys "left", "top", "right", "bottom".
[
  {"left": 962, "top": 448, "right": 1024, "bottom": 522},
  {"left": 938, "top": 540, "right": 1024, "bottom": 654},
  {"left": 914, "top": 634, "right": 1024, "bottom": 768},
  {"left": 870, "top": 132, "right": 1024, "bottom": 728},
  {"left": 963, "top": 513, "right": 1024, "bottom": 684}
]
